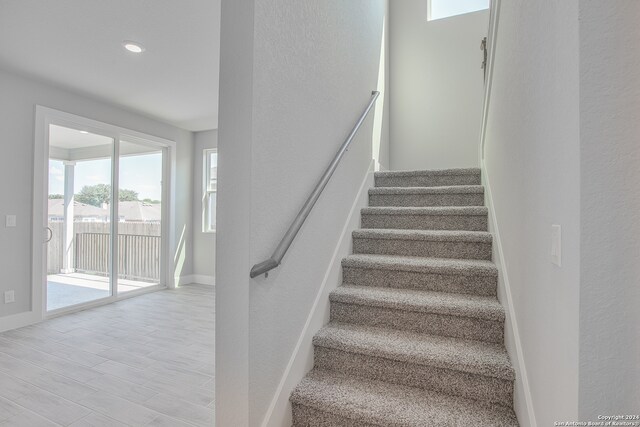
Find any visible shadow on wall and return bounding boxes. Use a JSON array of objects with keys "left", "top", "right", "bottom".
[{"left": 372, "top": 13, "right": 388, "bottom": 171}]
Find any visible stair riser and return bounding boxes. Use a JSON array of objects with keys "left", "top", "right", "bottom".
[
  {"left": 343, "top": 267, "right": 497, "bottom": 296},
  {"left": 330, "top": 302, "right": 504, "bottom": 344},
  {"left": 292, "top": 404, "right": 376, "bottom": 427},
  {"left": 314, "top": 347, "right": 513, "bottom": 408},
  {"left": 369, "top": 193, "right": 484, "bottom": 207},
  {"left": 375, "top": 175, "right": 481, "bottom": 188},
  {"left": 361, "top": 214, "right": 488, "bottom": 231},
  {"left": 352, "top": 237, "right": 492, "bottom": 260}
]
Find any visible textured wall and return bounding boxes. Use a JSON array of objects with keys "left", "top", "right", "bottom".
[
  {"left": 192, "top": 129, "right": 217, "bottom": 280},
  {"left": 249, "top": 1, "right": 384, "bottom": 425},
  {"left": 0, "top": 68, "right": 194, "bottom": 319},
  {"left": 483, "top": 1, "right": 581, "bottom": 425},
  {"left": 390, "top": 0, "right": 488, "bottom": 170},
  {"left": 216, "top": 1, "right": 385, "bottom": 425},
  {"left": 578, "top": 0, "right": 640, "bottom": 418}
]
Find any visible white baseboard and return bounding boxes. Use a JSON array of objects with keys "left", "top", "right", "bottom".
[
  {"left": 191, "top": 275, "right": 215, "bottom": 286},
  {"left": 482, "top": 161, "right": 537, "bottom": 427},
  {"left": 178, "top": 274, "right": 215, "bottom": 286},
  {"left": 177, "top": 275, "right": 194, "bottom": 286},
  {"left": 260, "top": 159, "right": 375, "bottom": 427},
  {"left": 0, "top": 310, "right": 42, "bottom": 333}
]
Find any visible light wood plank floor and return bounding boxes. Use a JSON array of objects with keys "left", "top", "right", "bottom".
[{"left": 0, "top": 284, "right": 214, "bottom": 426}]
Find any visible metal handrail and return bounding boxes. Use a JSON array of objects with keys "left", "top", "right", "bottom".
[{"left": 250, "top": 90, "right": 380, "bottom": 278}]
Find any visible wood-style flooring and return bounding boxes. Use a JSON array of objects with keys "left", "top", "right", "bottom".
[{"left": 0, "top": 284, "right": 214, "bottom": 426}]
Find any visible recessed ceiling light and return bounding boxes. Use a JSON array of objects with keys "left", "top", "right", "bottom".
[
  {"left": 79, "top": 131, "right": 89, "bottom": 134},
  {"left": 122, "top": 41, "right": 145, "bottom": 54}
]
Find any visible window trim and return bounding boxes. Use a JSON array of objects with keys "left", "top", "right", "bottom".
[
  {"left": 203, "top": 148, "right": 217, "bottom": 233},
  {"left": 427, "top": 0, "right": 489, "bottom": 21}
]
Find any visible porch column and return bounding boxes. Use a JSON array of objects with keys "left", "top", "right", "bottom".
[{"left": 61, "top": 161, "right": 76, "bottom": 274}]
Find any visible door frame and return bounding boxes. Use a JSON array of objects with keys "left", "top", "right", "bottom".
[{"left": 33, "top": 106, "right": 177, "bottom": 319}]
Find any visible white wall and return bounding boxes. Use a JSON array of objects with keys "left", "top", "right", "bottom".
[
  {"left": 372, "top": 0, "right": 391, "bottom": 171},
  {"left": 390, "top": 1, "right": 488, "bottom": 171},
  {"left": 483, "top": 1, "right": 581, "bottom": 425},
  {"left": 192, "top": 129, "right": 217, "bottom": 283},
  {"left": 0, "top": 68, "right": 194, "bottom": 319},
  {"left": 578, "top": 0, "right": 640, "bottom": 418},
  {"left": 250, "top": 2, "right": 384, "bottom": 423},
  {"left": 216, "top": 1, "right": 385, "bottom": 425},
  {"left": 215, "top": 0, "right": 254, "bottom": 424}
]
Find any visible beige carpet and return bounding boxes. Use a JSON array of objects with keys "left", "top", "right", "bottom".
[{"left": 290, "top": 168, "right": 519, "bottom": 426}]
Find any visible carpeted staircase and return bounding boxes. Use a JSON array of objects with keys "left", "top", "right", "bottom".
[{"left": 290, "top": 168, "right": 519, "bottom": 426}]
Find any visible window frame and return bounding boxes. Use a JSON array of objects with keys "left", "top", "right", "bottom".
[
  {"left": 203, "top": 148, "right": 217, "bottom": 233},
  {"left": 427, "top": 0, "right": 489, "bottom": 21}
]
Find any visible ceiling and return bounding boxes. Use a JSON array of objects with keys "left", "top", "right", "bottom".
[
  {"left": 50, "top": 125, "right": 113, "bottom": 150},
  {"left": 50, "top": 124, "right": 162, "bottom": 162},
  {"left": 0, "top": 0, "right": 220, "bottom": 131}
]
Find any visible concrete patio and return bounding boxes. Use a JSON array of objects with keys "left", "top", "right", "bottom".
[{"left": 47, "top": 273, "right": 158, "bottom": 311}]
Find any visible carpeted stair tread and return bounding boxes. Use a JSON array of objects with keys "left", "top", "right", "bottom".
[
  {"left": 291, "top": 369, "right": 519, "bottom": 427},
  {"left": 292, "top": 166, "right": 517, "bottom": 425},
  {"left": 353, "top": 228, "right": 492, "bottom": 243},
  {"left": 352, "top": 229, "right": 493, "bottom": 260},
  {"left": 361, "top": 206, "right": 488, "bottom": 216},
  {"left": 369, "top": 185, "right": 484, "bottom": 195},
  {"left": 375, "top": 168, "right": 481, "bottom": 178},
  {"left": 330, "top": 285, "right": 504, "bottom": 321},
  {"left": 342, "top": 254, "right": 498, "bottom": 276},
  {"left": 314, "top": 323, "right": 514, "bottom": 380},
  {"left": 374, "top": 169, "right": 482, "bottom": 189},
  {"left": 368, "top": 185, "right": 485, "bottom": 208},
  {"left": 361, "top": 207, "right": 488, "bottom": 231}
]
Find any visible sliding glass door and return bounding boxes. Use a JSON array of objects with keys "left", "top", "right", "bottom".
[
  {"left": 117, "top": 139, "right": 164, "bottom": 294},
  {"left": 47, "top": 125, "right": 115, "bottom": 311},
  {"left": 45, "top": 124, "right": 166, "bottom": 313}
]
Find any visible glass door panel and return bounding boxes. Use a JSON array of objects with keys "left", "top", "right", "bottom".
[
  {"left": 117, "top": 139, "right": 164, "bottom": 294},
  {"left": 46, "top": 125, "right": 114, "bottom": 311}
]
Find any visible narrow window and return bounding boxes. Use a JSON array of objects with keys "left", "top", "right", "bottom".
[
  {"left": 203, "top": 149, "right": 217, "bottom": 233},
  {"left": 428, "top": 0, "right": 489, "bottom": 21}
]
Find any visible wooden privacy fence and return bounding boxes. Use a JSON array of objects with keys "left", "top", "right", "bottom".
[{"left": 47, "top": 222, "right": 161, "bottom": 282}]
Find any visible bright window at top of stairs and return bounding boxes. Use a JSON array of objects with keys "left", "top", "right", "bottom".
[{"left": 427, "top": 0, "right": 489, "bottom": 21}]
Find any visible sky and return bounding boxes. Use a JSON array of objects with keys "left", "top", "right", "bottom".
[
  {"left": 49, "top": 153, "right": 163, "bottom": 201},
  {"left": 430, "top": 0, "right": 489, "bottom": 20}
]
